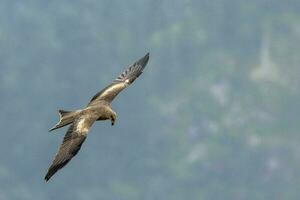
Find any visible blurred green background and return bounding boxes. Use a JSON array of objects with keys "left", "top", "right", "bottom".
[{"left": 0, "top": 0, "right": 299, "bottom": 199}]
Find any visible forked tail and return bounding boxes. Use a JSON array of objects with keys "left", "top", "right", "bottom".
[{"left": 49, "top": 109, "right": 80, "bottom": 132}]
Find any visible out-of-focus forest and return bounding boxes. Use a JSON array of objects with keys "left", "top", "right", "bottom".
[{"left": 0, "top": 0, "right": 299, "bottom": 199}]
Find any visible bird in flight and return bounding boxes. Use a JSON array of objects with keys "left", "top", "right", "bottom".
[{"left": 45, "top": 53, "right": 149, "bottom": 181}]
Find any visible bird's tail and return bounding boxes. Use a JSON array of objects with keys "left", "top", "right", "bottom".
[{"left": 49, "top": 109, "right": 80, "bottom": 132}]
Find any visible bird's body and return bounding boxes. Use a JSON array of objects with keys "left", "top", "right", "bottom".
[{"left": 45, "top": 53, "right": 149, "bottom": 181}]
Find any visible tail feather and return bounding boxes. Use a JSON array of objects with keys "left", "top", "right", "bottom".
[
  {"left": 49, "top": 109, "right": 79, "bottom": 132},
  {"left": 59, "top": 110, "right": 71, "bottom": 116}
]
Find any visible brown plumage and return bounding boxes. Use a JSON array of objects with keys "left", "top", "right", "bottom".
[{"left": 45, "top": 53, "right": 149, "bottom": 181}]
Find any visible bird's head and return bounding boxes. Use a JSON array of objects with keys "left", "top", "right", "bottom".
[{"left": 110, "top": 112, "right": 117, "bottom": 126}]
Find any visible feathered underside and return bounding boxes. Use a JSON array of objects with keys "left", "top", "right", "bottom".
[
  {"left": 89, "top": 53, "right": 149, "bottom": 104},
  {"left": 45, "top": 114, "right": 98, "bottom": 181}
]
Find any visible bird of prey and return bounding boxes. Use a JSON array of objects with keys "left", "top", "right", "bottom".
[{"left": 45, "top": 53, "right": 149, "bottom": 181}]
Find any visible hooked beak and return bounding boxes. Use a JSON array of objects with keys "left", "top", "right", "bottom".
[
  {"left": 111, "top": 117, "right": 115, "bottom": 126},
  {"left": 110, "top": 114, "right": 116, "bottom": 126}
]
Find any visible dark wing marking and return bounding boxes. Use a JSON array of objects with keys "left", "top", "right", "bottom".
[
  {"left": 89, "top": 53, "right": 149, "bottom": 104},
  {"left": 45, "top": 114, "right": 97, "bottom": 181},
  {"left": 113, "top": 52, "right": 149, "bottom": 84}
]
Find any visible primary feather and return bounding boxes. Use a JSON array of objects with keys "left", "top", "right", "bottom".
[{"left": 89, "top": 53, "right": 149, "bottom": 104}]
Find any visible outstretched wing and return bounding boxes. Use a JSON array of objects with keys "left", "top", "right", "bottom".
[
  {"left": 45, "top": 114, "right": 97, "bottom": 181},
  {"left": 89, "top": 53, "right": 149, "bottom": 104}
]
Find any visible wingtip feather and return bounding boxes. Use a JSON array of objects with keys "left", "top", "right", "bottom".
[
  {"left": 136, "top": 53, "right": 149, "bottom": 68},
  {"left": 44, "top": 172, "right": 51, "bottom": 182}
]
